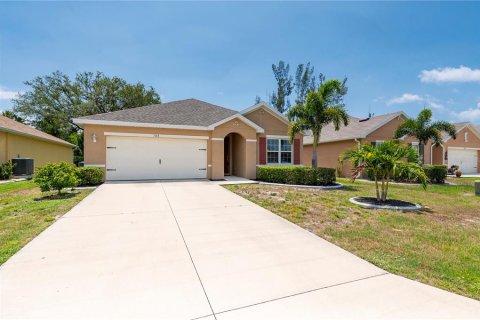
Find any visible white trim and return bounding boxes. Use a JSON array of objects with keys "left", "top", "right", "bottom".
[
  {"left": 246, "top": 139, "right": 257, "bottom": 142},
  {"left": 266, "top": 135, "right": 290, "bottom": 139},
  {"left": 447, "top": 147, "right": 480, "bottom": 150},
  {"left": 240, "top": 102, "right": 291, "bottom": 126},
  {"left": 73, "top": 118, "right": 210, "bottom": 131},
  {"left": 104, "top": 132, "right": 209, "bottom": 140},
  {"left": 207, "top": 114, "right": 265, "bottom": 133},
  {"left": 303, "top": 136, "right": 364, "bottom": 145},
  {"left": 211, "top": 137, "right": 224, "bottom": 141},
  {"left": 0, "top": 127, "right": 74, "bottom": 147},
  {"left": 83, "top": 164, "right": 106, "bottom": 168},
  {"left": 444, "top": 123, "right": 480, "bottom": 142},
  {"left": 266, "top": 137, "right": 293, "bottom": 165}
]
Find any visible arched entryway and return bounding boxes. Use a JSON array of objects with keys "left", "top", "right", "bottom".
[{"left": 224, "top": 132, "right": 247, "bottom": 177}]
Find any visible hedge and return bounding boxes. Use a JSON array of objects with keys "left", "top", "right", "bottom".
[
  {"left": 257, "top": 166, "right": 336, "bottom": 186},
  {"left": 366, "top": 164, "right": 447, "bottom": 184},
  {"left": 77, "top": 166, "right": 104, "bottom": 186}
]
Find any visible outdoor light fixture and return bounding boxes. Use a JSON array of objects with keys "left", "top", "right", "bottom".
[{"left": 92, "top": 133, "right": 97, "bottom": 143}]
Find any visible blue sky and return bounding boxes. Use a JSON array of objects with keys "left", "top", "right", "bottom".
[{"left": 1, "top": 2, "right": 480, "bottom": 123}]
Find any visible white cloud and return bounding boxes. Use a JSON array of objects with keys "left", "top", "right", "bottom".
[
  {"left": 428, "top": 101, "right": 446, "bottom": 110},
  {"left": 451, "top": 102, "right": 480, "bottom": 121},
  {"left": 419, "top": 66, "right": 480, "bottom": 83},
  {"left": 0, "top": 86, "right": 20, "bottom": 100},
  {"left": 387, "top": 93, "right": 423, "bottom": 105}
]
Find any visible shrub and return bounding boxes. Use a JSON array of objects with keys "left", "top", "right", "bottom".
[
  {"left": 0, "top": 161, "right": 15, "bottom": 180},
  {"left": 257, "top": 166, "right": 336, "bottom": 186},
  {"left": 423, "top": 165, "right": 448, "bottom": 183},
  {"left": 77, "top": 167, "right": 104, "bottom": 186},
  {"left": 34, "top": 162, "right": 79, "bottom": 194}
]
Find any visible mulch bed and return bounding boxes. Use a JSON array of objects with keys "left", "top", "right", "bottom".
[{"left": 354, "top": 196, "right": 417, "bottom": 207}]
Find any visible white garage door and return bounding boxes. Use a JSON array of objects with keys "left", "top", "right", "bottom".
[
  {"left": 448, "top": 148, "right": 478, "bottom": 174},
  {"left": 106, "top": 136, "right": 207, "bottom": 181}
]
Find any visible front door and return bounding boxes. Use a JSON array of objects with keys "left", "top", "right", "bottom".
[{"left": 224, "top": 135, "right": 230, "bottom": 175}]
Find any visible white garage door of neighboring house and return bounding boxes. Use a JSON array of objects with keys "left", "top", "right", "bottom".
[
  {"left": 106, "top": 136, "right": 207, "bottom": 181},
  {"left": 448, "top": 148, "right": 478, "bottom": 174}
]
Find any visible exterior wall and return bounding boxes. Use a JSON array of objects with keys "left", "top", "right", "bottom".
[
  {"left": 244, "top": 107, "right": 303, "bottom": 165},
  {"left": 83, "top": 117, "right": 259, "bottom": 180},
  {"left": 431, "top": 145, "right": 444, "bottom": 165},
  {"left": 303, "top": 139, "right": 357, "bottom": 177},
  {"left": 0, "top": 132, "right": 72, "bottom": 167},
  {"left": 364, "top": 115, "right": 406, "bottom": 143}
]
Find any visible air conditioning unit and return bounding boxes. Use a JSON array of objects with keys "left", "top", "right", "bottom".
[{"left": 12, "top": 158, "right": 34, "bottom": 176}]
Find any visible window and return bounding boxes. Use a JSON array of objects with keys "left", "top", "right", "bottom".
[
  {"left": 465, "top": 132, "right": 468, "bottom": 142},
  {"left": 371, "top": 140, "right": 384, "bottom": 147},
  {"left": 411, "top": 142, "right": 419, "bottom": 154},
  {"left": 267, "top": 138, "right": 292, "bottom": 164}
]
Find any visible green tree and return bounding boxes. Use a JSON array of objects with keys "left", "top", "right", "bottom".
[
  {"left": 393, "top": 109, "right": 457, "bottom": 163},
  {"left": 287, "top": 79, "right": 349, "bottom": 167},
  {"left": 270, "top": 61, "right": 293, "bottom": 113},
  {"left": 294, "top": 63, "right": 319, "bottom": 105},
  {"left": 340, "top": 140, "right": 427, "bottom": 202},
  {"left": 1, "top": 110, "right": 25, "bottom": 123},
  {"left": 12, "top": 71, "right": 161, "bottom": 162}
]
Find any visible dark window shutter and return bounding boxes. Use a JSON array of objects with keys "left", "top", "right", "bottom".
[
  {"left": 259, "top": 137, "right": 267, "bottom": 165},
  {"left": 293, "top": 139, "right": 300, "bottom": 165}
]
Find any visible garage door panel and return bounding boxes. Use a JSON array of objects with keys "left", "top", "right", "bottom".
[
  {"left": 106, "top": 136, "right": 207, "bottom": 181},
  {"left": 448, "top": 148, "right": 478, "bottom": 174}
]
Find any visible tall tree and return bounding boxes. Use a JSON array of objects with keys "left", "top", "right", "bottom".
[
  {"left": 294, "top": 63, "right": 318, "bottom": 105},
  {"left": 270, "top": 61, "right": 293, "bottom": 113},
  {"left": 13, "top": 71, "right": 161, "bottom": 162},
  {"left": 2, "top": 110, "right": 25, "bottom": 123},
  {"left": 254, "top": 95, "right": 262, "bottom": 104},
  {"left": 393, "top": 109, "right": 457, "bottom": 163},
  {"left": 287, "top": 79, "right": 349, "bottom": 167}
]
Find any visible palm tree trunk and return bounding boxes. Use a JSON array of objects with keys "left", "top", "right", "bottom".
[
  {"left": 383, "top": 176, "right": 390, "bottom": 201},
  {"left": 380, "top": 177, "right": 386, "bottom": 202},
  {"left": 312, "top": 133, "right": 319, "bottom": 168},
  {"left": 374, "top": 174, "right": 380, "bottom": 201}
]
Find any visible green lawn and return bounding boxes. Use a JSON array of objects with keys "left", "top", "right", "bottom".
[
  {"left": 225, "top": 178, "right": 480, "bottom": 300},
  {"left": 0, "top": 180, "right": 93, "bottom": 265}
]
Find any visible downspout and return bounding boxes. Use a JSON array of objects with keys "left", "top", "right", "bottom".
[{"left": 354, "top": 138, "right": 361, "bottom": 148}]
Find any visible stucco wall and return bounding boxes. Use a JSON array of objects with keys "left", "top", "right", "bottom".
[
  {"left": 244, "top": 107, "right": 303, "bottom": 165},
  {"left": 0, "top": 132, "right": 72, "bottom": 167},
  {"left": 303, "top": 139, "right": 357, "bottom": 176}
]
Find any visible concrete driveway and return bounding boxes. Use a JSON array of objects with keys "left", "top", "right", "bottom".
[{"left": 1, "top": 181, "right": 479, "bottom": 319}]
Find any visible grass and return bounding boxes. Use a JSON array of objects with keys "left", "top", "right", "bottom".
[
  {"left": 447, "top": 176, "right": 480, "bottom": 186},
  {"left": 225, "top": 178, "right": 480, "bottom": 300},
  {"left": 0, "top": 180, "right": 93, "bottom": 265}
]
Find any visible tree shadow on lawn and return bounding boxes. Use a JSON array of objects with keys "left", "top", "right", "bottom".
[{"left": 34, "top": 192, "right": 80, "bottom": 201}]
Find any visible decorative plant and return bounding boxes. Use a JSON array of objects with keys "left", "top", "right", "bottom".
[
  {"left": 287, "top": 79, "right": 349, "bottom": 168},
  {"left": 340, "top": 140, "right": 428, "bottom": 202},
  {"left": 393, "top": 109, "right": 457, "bottom": 163},
  {"left": 0, "top": 161, "right": 15, "bottom": 180},
  {"left": 455, "top": 170, "right": 462, "bottom": 178},
  {"left": 34, "top": 162, "right": 79, "bottom": 195}
]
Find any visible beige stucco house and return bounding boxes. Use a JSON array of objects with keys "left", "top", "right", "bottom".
[
  {"left": 0, "top": 115, "right": 74, "bottom": 167},
  {"left": 73, "top": 99, "right": 302, "bottom": 181},
  {"left": 303, "top": 112, "right": 412, "bottom": 176},
  {"left": 303, "top": 111, "right": 480, "bottom": 176},
  {"left": 428, "top": 122, "right": 480, "bottom": 174}
]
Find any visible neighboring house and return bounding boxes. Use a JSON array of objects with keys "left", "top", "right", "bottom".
[
  {"left": 303, "top": 112, "right": 414, "bottom": 176},
  {"left": 72, "top": 99, "right": 302, "bottom": 181},
  {"left": 0, "top": 115, "right": 74, "bottom": 167},
  {"left": 427, "top": 122, "right": 480, "bottom": 174}
]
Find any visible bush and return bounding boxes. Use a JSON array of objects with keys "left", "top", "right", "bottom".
[
  {"left": 77, "top": 167, "right": 104, "bottom": 186},
  {"left": 423, "top": 165, "right": 448, "bottom": 183},
  {"left": 366, "top": 164, "right": 447, "bottom": 184},
  {"left": 257, "top": 166, "right": 336, "bottom": 186},
  {"left": 0, "top": 161, "right": 15, "bottom": 180},
  {"left": 34, "top": 162, "right": 79, "bottom": 194}
]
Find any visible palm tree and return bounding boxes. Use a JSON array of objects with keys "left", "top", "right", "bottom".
[
  {"left": 340, "top": 140, "right": 427, "bottom": 202},
  {"left": 393, "top": 109, "right": 457, "bottom": 163},
  {"left": 287, "top": 79, "right": 349, "bottom": 168}
]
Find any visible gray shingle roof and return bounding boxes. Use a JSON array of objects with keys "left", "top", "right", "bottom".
[
  {"left": 77, "top": 98, "right": 238, "bottom": 127},
  {"left": 303, "top": 112, "right": 405, "bottom": 145}
]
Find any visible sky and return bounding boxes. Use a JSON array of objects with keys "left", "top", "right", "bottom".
[{"left": 1, "top": 1, "right": 480, "bottom": 124}]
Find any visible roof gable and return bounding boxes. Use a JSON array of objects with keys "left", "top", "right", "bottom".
[
  {"left": 0, "top": 116, "right": 73, "bottom": 147},
  {"left": 444, "top": 122, "right": 480, "bottom": 142},
  {"left": 303, "top": 111, "right": 406, "bottom": 145},
  {"left": 240, "top": 102, "right": 290, "bottom": 126}
]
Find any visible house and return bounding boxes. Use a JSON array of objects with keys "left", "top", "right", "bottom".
[
  {"left": 0, "top": 115, "right": 74, "bottom": 167},
  {"left": 427, "top": 122, "right": 480, "bottom": 174},
  {"left": 303, "top": 112, "right": 415, "bottom": 176},
  {"left": 72, "top": 99, "right": 302, "bottom": 181}
]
